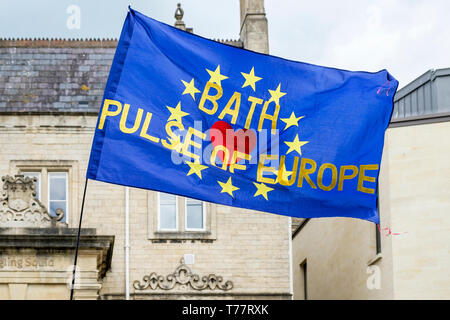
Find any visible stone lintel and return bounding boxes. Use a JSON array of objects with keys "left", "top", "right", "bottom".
[{"left": 0, "top": 228, "right": 114, "bottom": 278}]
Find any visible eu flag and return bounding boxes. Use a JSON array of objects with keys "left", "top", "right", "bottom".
[{"left": 87, "top": 8, "right": 398, "bottom": 224}]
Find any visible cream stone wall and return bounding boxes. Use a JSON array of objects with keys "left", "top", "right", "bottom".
[
  {"left": 0, "top": 114, "right": 291, "bottom": 299},
  {"left": 292, "top": 217, "right": 394, "bottom": 300},
  {"left": 292, "top": 121, "right": 450, "bottom": 299},
  {"left": 387, "top": 122, "right": 450, "bottom": 299},
  {"left": 0, "top": 248, "right": 103, "bottom": 300}
]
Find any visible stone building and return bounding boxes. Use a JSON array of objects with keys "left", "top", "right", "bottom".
[
  {"left": 0, "top": 1, "right": 293, "bottom": 300},
  {"left": 292, "top": 68, "right": 450, "bottom": 299}
]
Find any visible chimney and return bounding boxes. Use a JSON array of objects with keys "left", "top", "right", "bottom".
[{"left": 239, "top": 0, "right": 269, "bottom": 54}]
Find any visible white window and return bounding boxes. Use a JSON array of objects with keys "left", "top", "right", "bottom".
[
  {"left": 14, "top": 160, "right": 75, "bottom": 225},
  {"left": 150, "top": 192, "right": 215, "bottom": 240},
  {"left": 48, "top": 172, "right": 68, "bottom": 223},
  {"left": 23, "top": 172, "right": 41, "bottom": 201},
  {"left": 21, "top": 169, "right": 68, "bottom": 223},
  {"left": 157, "top": 192, "right": 206, "bottom": 233},
  {"left": 185, "top": 198, "right": 205, "bottom": 230},
  {"left": 158, "top": 193, "right": 178, "bottom": 231}
]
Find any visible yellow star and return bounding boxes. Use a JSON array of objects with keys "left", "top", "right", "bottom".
[
  {"left": 181, "top": 78, "right": 201, "bottom": 100},
  {"left": 253, "top": 182, "right": 274, "bottom": 201},
  {"left": 266, "top": 165, "right": 292, "bottom": 184},
  {"left": 280, "top": 112, "right": 304, "bottom": 131},
  {"left": 184, "top": 161, "right": 208, "bottom": 179},
  {"left": 275, "top": 165, "right": 292, "bottom": 184},
  {"left": 167, "top": 102, "right": 189, "bottom": 123},
  {"left": 268, "top": 83, "right": 286, "bottom": 106},
  {"left": 217, "top": 177, "right": 239, "bottom": 198},
  {"left": 285, "top": 134, "right": 309, "bottom": 155},
  {"left": 206, "top": 65, "right": 228, "bottom": 87},
  {"left": 241, "top": 67, "right": 262, "bottom": 91}
]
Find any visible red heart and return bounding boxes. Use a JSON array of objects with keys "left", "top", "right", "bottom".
[{"left": 210, "top": 121, "right": 257, "bottom": 165}]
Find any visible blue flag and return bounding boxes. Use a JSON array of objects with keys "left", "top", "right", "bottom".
[{"left": 87, "top": 8, "right": 398, "bottom": 224}]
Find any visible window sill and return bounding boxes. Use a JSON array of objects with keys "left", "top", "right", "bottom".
[{"left": 151, "top": 231, "right": 215, "bottom": 241}]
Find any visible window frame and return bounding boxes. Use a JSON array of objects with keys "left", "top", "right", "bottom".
[
  {"left": 47, "top": 171, "right": 69, "bottom": 224},
  {"left": 157, "top": 192, "right": 179, "bottom": 232},
  {"left": 184, "top": 198, "right": 206, "bottom": 232},
  {"left": 300, "top": 259, "right": 308, "bottom": 300},
  {"left": 13, "top": 160, "right": 78, "bottom": 226},
  {"left": 149, "top": 192, "right": 216, "bottom": 241}
]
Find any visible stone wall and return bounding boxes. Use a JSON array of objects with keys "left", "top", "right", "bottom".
[
  {"left": 0, "top": 114, "right": 291, "bottom": 299},
  {"left": 387, "top": 122, "right": 450, "bottom": 299},
  {"left": 0, "top": 0, "right": 291, "bottom": 300},
  {"left": 0, "top": 227, "right": 113, "bottom": 300},
  {"left": 292, "top": 121, "right": 450, "bottom": 299}
]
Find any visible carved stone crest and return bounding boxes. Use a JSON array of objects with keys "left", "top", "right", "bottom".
[
  {"left": 133, "top": 258, "right": 233, "bottom": 291},
  {"left": 0, "top": 175, "right": 66, "bottom": 228}
]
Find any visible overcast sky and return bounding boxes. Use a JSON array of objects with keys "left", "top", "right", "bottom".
[{"left": 1, "top": 0, "right": 449, "bottom": 88}]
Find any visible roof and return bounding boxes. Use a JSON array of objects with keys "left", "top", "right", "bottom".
[
  {"left": 0, "top": 39, "right": 117, "bottom": 114},
  {"left": 4, "top": 38, "right": 446, "bottom": 120},
  {"left": 0, "top": 38, "right": 241, "bottom": 114},
  {"left": 393, "top": 68, "right": 450, "bottom": 120},
  {"left": 212, "top": 39, "right": 243, "bottom": 47}
]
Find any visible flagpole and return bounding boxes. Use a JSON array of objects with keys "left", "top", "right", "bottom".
[{"left": 70, "top": 178, "right": 89, "bottom": 300}]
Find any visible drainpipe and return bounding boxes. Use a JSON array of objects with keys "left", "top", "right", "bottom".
[
  {"left": 289, "top": 217, "right": 293, "bottom": 299},
  {"left": 125, "top": 187, "right": 130, "bottom": 300}
]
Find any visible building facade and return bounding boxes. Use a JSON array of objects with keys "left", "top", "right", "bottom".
[
  {"left": 0, "top": 1, "right": 293, "bottom": 300},
  {"left": 292, "top": 69, "right": 450, "bottom": 299}
]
